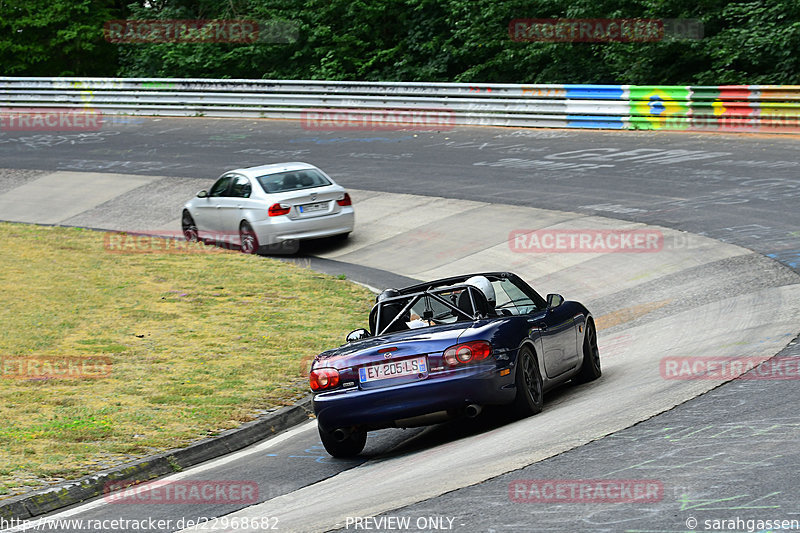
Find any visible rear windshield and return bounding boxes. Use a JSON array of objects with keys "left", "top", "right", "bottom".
[
  {"left": 256, "top": 169, "right": 331, "bottom": 194},
  {"left": 371, "top": 287, "right": 480, "bottom": 335},
  {"left": 409, "top": 291, "right": 465, "bottom": 324}
]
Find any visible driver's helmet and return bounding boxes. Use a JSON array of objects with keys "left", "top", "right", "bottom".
[
  {"left": 465, "top": 276, "right": 496, "bottom": 307},
  {"left": 376, "top": 288, "right": 402, "bottom": 303}
]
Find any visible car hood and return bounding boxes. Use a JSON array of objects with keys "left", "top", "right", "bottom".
[{"left": 314, "top": 322, "right": 472, "bottom": 369}]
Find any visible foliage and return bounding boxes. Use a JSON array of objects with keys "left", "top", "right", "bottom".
[
  {"left": 0, "top": 0, "right": 125, "bottom": 76},
  {"left": 1, "top": 0, "right": 798, "bottom": 92}
]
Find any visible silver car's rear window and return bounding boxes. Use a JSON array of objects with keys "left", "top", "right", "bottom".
[{"left": 256, "top": 169, "right": 332, "bottom": 194}]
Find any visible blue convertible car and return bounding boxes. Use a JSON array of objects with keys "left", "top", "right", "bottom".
[{"left": 309, "top": 272, "right": 601, "bottom": 457}]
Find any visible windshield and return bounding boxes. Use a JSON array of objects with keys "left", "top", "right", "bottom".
[
  {"left": 256, "top": 169, "right": 331, "bottom": 194},
  {"left": 492, "top": 278, "right": 541, "bottom": 315}
]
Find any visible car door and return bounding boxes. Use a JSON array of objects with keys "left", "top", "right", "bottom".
[
  {"left": 215, "top": 175, "right": 253, "bottom": 244},
  {"left": 494, "top": 276, "right": 578, "bottom": 379},
  {"left": 194, "top": 175, "right": 233, "bottom": 237},
  {"left": 535, "top": 300, "right": 580, "bottom": 377}
]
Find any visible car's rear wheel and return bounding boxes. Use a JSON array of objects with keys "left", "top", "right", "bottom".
[
  {"left": 574, "top": 319, "right": 601, "bottom": 383},
  {"left": 512, "top": 346, "right": 543, "bottom": 417},
  {"left": 318, "top": 425, "right": 367, "bottom": 458},
  {"left": 182, "top": 211, "right": 198, "bottom": 242},
  {"left": 239, "top": 222, "right": 259, "bottom": 254}
]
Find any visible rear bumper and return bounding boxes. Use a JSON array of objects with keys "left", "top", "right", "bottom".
[
  {"left": 313, "top": 366, "right": 515, "bottom": 431},
  {"left": 252, "top": 208, "right": 354, "bottom": 245}
]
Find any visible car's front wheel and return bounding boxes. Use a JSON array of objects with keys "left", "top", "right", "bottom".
[
  {"left": 239, "top": 222, "right": 259, "bottom": 254},
  {"left": 182, "top": 211, "right": 198, "bottom": 242},
  {"left": 512, "top": 346, "right": 543, "bottom": 417},
  {"left": 318, "top": 426, "right": 367, "bottom": 458}
]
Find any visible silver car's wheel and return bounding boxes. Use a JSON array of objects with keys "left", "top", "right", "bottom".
[
  {"left": 239, "top": 222, "right": 259, "bottom": 254},
  {"left": 182, "top": 211, "right": 198, "bottom": 242}
]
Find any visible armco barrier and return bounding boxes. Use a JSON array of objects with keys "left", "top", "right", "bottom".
[{"left": 0, "top": 78, "right": 798, "bottom": 133}]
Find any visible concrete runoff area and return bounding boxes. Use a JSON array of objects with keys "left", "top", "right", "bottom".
[
  {"left": 0, "top": 171, "right": 159, "bottom": 224},
  {"left": 0, "top": 171, "right": 797, "bottom": 532}
]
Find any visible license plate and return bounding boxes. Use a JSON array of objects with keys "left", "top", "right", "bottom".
[
  {"left": 359, "top": 357, "right": 427, "bottom": 383},
  {"left": 299, "top": 202, "right": 326, "bottom": 213}
]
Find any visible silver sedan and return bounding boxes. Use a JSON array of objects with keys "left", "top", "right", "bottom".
[{"left": 182, "top": 162, "right": 354, "bottom": 254}]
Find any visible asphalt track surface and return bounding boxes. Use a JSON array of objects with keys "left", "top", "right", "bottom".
[{"left": 1, "top": 119, "right": 799, "bottom": 532}]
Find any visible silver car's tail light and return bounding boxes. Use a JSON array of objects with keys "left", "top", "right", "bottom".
[
  {"left": 336, "top": 193, "right": 352, "bottom": 207},
  {"left": 268, "top": 203, "right": 291, "bottom": 216}
]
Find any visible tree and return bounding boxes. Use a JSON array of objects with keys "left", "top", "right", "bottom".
[
  {"left": 2, "top": 0, "right": 798, "bottom": 84},
  {"left": 0, "top": 0, "right": 125, "bottom": 76}
]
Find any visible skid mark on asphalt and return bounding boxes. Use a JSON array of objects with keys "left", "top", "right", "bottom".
[{"left": 595, "top": 299, "right": 673, "bottom": 330}]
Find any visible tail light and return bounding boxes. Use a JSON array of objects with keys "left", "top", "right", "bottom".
[
  {"left": 336, "top": 193, "right": 352, "bottom": 207},
  {"left": 268, "top": 203, "right": 291, "bottom": 216},
  {"left": 444, "top": 341, "right": 492, "bottom": 366},
  {"left": 310, "top": 368, "right": 340, "bottom": 391}
]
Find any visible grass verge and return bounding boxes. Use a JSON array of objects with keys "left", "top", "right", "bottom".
[{"left": 0, "top": 222, "right": 373, "bottom": 498}]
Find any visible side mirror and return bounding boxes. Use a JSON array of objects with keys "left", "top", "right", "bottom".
[
  {"left": 196, "top": 190, "right": 208, "bottom": 198},
  {"left": 546, "top": 293, "right": 564, "bottom": 309},
  {"left": 346, "top": 328, "right": 370, "bottom": 343}
]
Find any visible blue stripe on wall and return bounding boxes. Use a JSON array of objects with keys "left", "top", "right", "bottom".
[{"left": 564, "top": 85, "right": 625, "bottom": 100}]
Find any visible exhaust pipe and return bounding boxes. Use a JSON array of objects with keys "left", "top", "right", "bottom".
[
  {"left": 332, "top": 428, "right": 352, "bottom": 442},
  {"left": 465, "top": 404, "right": 482, "bottom": 418}
]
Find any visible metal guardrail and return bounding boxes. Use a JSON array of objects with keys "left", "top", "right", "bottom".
[{"left": 1, "top": 77, "right": 798, "bottom": 133}]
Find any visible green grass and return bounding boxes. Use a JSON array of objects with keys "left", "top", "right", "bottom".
[{"left": 0, "top": 222, "right": 373, "bottom": 497}]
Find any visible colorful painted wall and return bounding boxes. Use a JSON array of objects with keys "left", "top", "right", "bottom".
[
  {"left": 1, "top": 78, "right": 798, "bottom": 134},
  {"left": 561, "top": 85, "right": 800, "bottom": 133}
]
